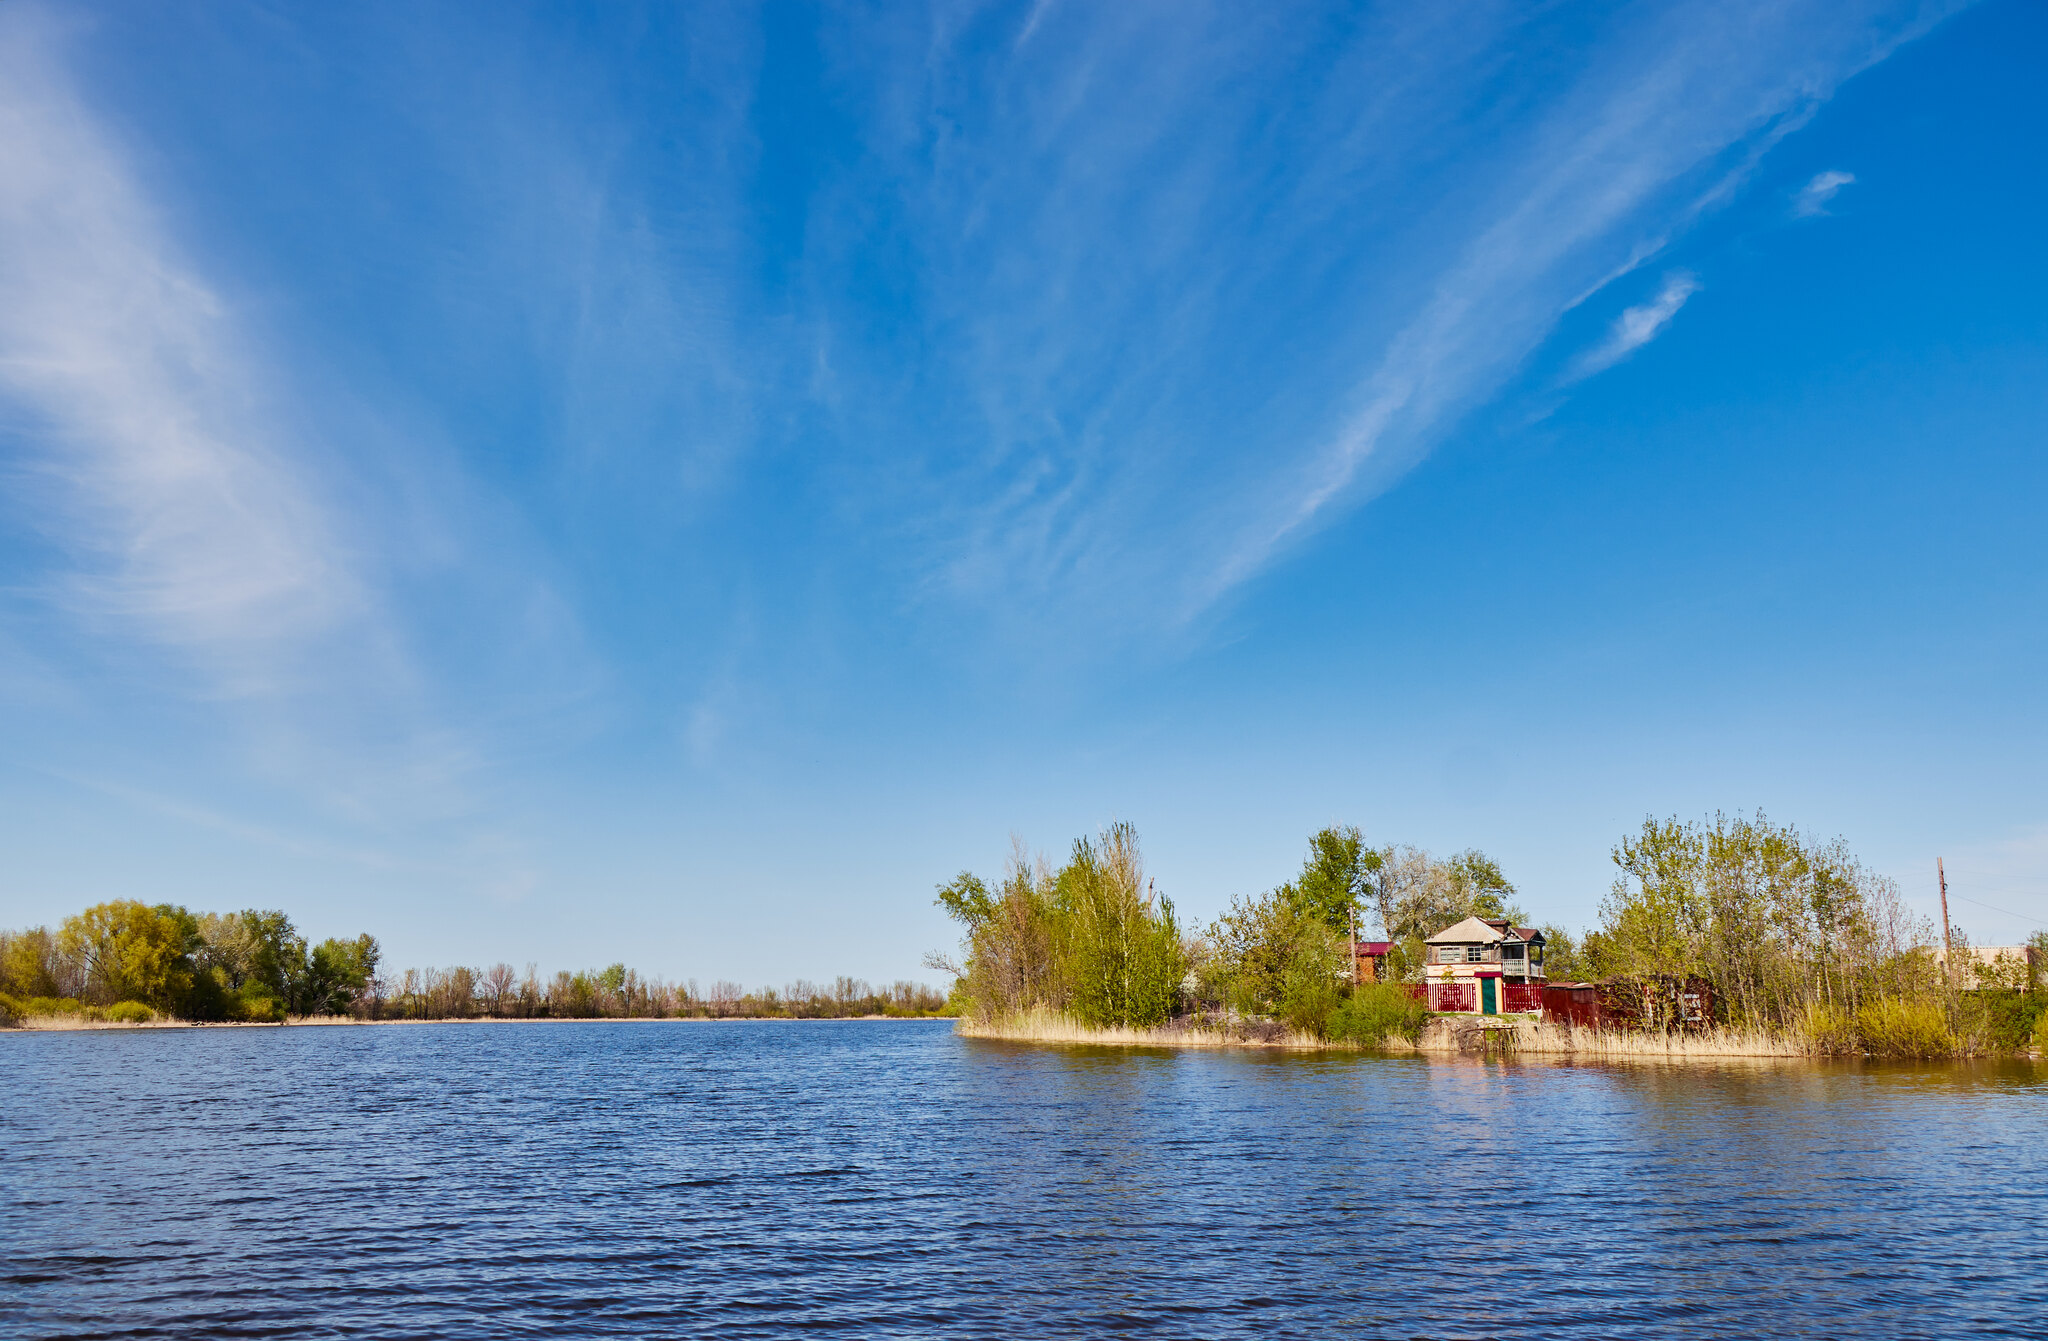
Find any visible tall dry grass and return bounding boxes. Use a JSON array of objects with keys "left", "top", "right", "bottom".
[
  {"left": 1487, "top": 1019, "right": 1808, "bottom": 1059},
  {"left": 960, "top": 1009, "right": 1815, "bottom": 1060},
  {"left": 957, "top": 1007, "right": 1345, "bottom": 1050}
]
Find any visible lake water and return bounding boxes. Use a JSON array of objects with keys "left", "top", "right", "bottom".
[{"left": 4, "top": 1019, "right": 2045, "bottom": 1337}]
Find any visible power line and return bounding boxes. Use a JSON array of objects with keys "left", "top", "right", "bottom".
[{"left": 1949, "top": 892, "right": 2048, "bottom": 928}]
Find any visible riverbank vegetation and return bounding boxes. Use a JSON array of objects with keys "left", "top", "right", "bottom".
[
  {"left": 1, "top": 902, "right": 948, "bottom": 1026},
  {"left": 934, "top": 815, "right": 2047, "bottom": 1059},
  {"left": 0, "top": 902, "right": 378, "bottom": 1025},
  {"left": 1589, "top": 812, "right": 2046, "bottom": 1056}
]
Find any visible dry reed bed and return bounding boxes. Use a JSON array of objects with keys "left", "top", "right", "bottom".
[
  {"left": 958, "top": 1011, "right": 1815, "bottom": 1060},
  {"left": 1487, "top": 1019, "right": 1808, "bottom": 1059},
  {"left": 956, "top": 1008, "right": 1362, "bottom": 1051}
]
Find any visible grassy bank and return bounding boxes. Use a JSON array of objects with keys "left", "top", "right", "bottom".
[{"left": 956, "top": 1009, "right": 2045, "bottom": 1061}]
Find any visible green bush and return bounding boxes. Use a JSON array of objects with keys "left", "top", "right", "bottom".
[
  {"left": 0, "top": 991, "right": 21, "bottom": 1026},
  {"left": 25, "top": 996, "right": 83, "bottom": 1017},
  {"left": 103, "top": 1001, "right": 155, "bottom": 1024},
  {"left": 1798, "top": 1001, "right": 1857, "bottom": 1054},
  {"left": 235, "top": 990, "right": 287, "bottom": 1023},
  {"left": 1961, "top": 990, "right": 2046, "bottom": 1053},
  {"left": 1279, "top": 927, "right": 1346, "bottom": 1037},
  {"left": 1854, "top": 997, "right": 1955, "bottom": 1058},
  {"left": 1326, "top": 981, "right": 1427, "bottom": 1046}
]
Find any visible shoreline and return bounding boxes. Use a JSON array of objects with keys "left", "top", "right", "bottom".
[{"left": 957, "top": 1010, "right": 2047, "bottom": 1063}]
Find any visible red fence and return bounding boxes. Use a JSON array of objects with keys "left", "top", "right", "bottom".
[
  {"left": 1503, "top": 983, "right": 1543, "bottom": 1014},
  {"left": 1428, "top": 982, "right": 1476, "bottom": 1013}
]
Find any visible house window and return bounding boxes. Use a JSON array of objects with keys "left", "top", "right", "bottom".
[
  {"left": 1502, "top": 944, "right": 1524, "bottom": 960},
  {"left": 1465, "top": 947, "right": 1483, "bottom": 963}
]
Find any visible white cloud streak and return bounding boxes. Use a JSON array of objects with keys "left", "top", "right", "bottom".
[
  {"left": 1571, "top": 272, "right": 1702, "bottom": 381},
  {"left": 1795, "top": 168, "right": 1857, "bottom": 216},
  {"left": 1198, "top": 1, "right": 1964, "bottom": 609},
  {"left": 814, "top": 0, "right": 1968, "bottom": 633},
  {"left": 0, "top": 6, "right": 360, "bottom": 694}
]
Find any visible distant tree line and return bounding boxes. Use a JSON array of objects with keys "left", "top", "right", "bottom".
[
  {"left": 0, "top": 901, "right": 948, "bottom": 1025},
  {"left": 375, "top": 966, "right": 947, "bottom": 1020},
  {"left": 934, "top": 814, "right": 2048, "bottom": 1055}
]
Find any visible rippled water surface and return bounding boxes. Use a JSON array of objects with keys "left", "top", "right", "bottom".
[{"left": 4, "top": 1020, "right": 2046, "bottom": 1337}]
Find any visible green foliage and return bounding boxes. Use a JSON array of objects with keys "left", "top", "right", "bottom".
[
  {"left": 1962, "top": 990, "right": 2047, "bottom": 1053},
  {"left": 1204, "top": 887, "right": 1347, "bottom": 1027},
  {"left": 1288, "top": 826, "right": 1380, "bottom": 931},
  {"left": 1854, "top": 997, "right": 1956, "bottom": 1057},
  {"left": 1595, "top": 811, "right": 1935, "bottom": 1030},
  {"left": 9, "top": 902, "right": 380, "bottom": 1021},
  {"left": 935, "top": 824, "right": 1186, "bottom": 1027},
  {"left": 102, "top": 1001, "right": 155, "bottom": 1024},
  {"left": 1277, "top": 918, "right": 1349, "bottom": 1036},
  {"left": 300, "top": 935, "right": 379, "bottom": 1015},
  {"left": 1537, "top": 924, "right": 1584, "bottom": 981},
  {"left": 0, "top": 991, "right": 21, "bottom": 1026},
  {"left": 935, "top": 873, "right": 1000, "bottom": 933},
  {"left": 58, "top": 901, "right": 196, "bottom": 1010},
  {"left": 15, "top": 996, "right": 84, "bottom": 1017},
  {"left": 0, "top": 927, "right": 65, "bottom": 998},
  {"left": 1326, "top": 981, "right": 1428, "bottom": 1045},
  {"left": 1056, "top": 824, "right": 1186, "bottom": 1028},
  {"left": 1445, "top": 851, "right": 1517, "bottom": 920}
]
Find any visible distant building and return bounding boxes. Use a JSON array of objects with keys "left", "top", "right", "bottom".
[
  {"left": 1423, "top": 916, "right": 1546, "bottom": 1014},
  {"left": 1351, "top": 940, "right": 1393, "bottom": 983},
  {"left": 1946, "top": 945, "right": 2040, "bottom": 990}
]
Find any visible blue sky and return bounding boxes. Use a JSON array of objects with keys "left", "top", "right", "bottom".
[{"left": 2, "top": 0, "right": 2044, "bottom": 982}]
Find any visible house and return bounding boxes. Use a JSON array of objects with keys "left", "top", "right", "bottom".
[{"left": 1424, "top": 916, "right": 1546, "bottom": 1015}]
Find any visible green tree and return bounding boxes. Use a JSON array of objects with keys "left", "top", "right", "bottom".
[
  {"left": 296, "top": 935, "right": 380, "bottom": 1015},
  {"left": 57, "top": 901, "right": 196, "bottom": 1010},
  {"left": 1287, "top": 826, "right": 1382, "bottom": 932},
  {"left": 933, "top": 825, "right": 1184, "bottom": 1027},
  {"left": 1056, "top": 824, "right": 1185, "bottom": 1028},
  {"left": 0, "top": 927, "right": 66, "bottom": 998}
]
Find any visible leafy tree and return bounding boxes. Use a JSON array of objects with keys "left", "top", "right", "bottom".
[
  {"left": 1057, "top": 824, "right": 1185, "bottom": 1028},
  {"left": 297, "top": 935, "right": 380, "bottom": 1015},
  {"left": 934, "top": 825, "right": 1183, "bottom": 1027},
  {"left": 1286, "top": 826, "right": 1381, "bottom": 932},
  {"left": 57, "top": 901, "right": 197, "bottom": 1009},
  {"left": 1445, "top": 850, "right": 1520, "bottom": 921},
  {"left": 0, "top": 927, "right": 66, "bottom": 998},
  {"left": 1595, "top": 811, "right": 1934, "bottom": 1028}
]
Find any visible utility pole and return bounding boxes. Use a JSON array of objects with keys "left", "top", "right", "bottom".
[
  {"left": 1939, "top": 858, "right": 1955, "bottom": 988},
  {"left": 1349, "top": 904, "right": 1360, "bottom": 985}
]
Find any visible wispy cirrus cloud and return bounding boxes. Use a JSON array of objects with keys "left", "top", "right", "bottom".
[
  {"left": 792, "top": 0, "right": 1969, "bottom": 635},
  {"left": 0, "top": 6, "right": 558, "bottom": 852},
  {"left": 1795, "top": 168, "right": 1857, "bottom": 216},
  {"left": 0, "top": 5, "right": 362, "bottom": 695},
  {"left": 1570, "top": 273, "right": 1703, "bottom": 381}
]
